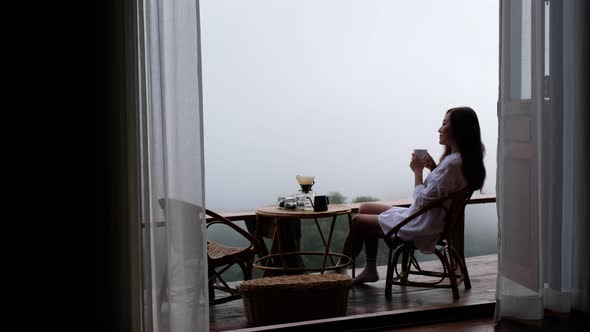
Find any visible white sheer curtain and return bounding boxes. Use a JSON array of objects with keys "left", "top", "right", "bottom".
[
  {"left": 496, "top": 0, "right": 590, "bottom": 321},
  {"left": 136, "top": 0, "right": 208, "bottom": 331}
]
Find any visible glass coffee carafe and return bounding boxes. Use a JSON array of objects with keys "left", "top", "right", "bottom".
[{"left": 296, "top": 175, "right": 316, "bottom": 210}]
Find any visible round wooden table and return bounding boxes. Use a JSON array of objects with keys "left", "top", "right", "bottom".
[{"left": 253, "top": 204, "right": 353, "bottom": 276}]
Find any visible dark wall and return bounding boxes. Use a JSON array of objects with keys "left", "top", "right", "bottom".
[{"left": 2, "top": 1, "right": 130, "bottom": 331}]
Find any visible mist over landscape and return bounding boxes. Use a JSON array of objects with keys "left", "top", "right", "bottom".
[{"left": 201, "top": 0, "right": 498, "bottom": 214}]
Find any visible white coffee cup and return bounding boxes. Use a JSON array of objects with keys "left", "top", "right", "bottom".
[{"left": 413, "top": 149, "right": 428, "bottom": 159}]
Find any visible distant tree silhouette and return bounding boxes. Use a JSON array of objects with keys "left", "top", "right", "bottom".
[
  {"left": 327, "top": 191, "right": 347, "bottom": 204},
  {"left": 352, "top": 195, "right": 380, "bottom": 203}
]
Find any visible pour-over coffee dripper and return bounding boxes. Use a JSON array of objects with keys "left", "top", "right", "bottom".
[
  {"left": 296, "top": 175, "right": 316, "bottom": 210},
  {"left": 296, "top": 175, "right": 315, "bottom": 193}
]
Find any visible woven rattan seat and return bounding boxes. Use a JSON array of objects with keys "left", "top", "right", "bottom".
[{"left": 207, "top": 241, "right": 242, "bottom": 260}]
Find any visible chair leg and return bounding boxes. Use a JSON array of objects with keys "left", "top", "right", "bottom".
[
  {"left": 449, "top": 245, "right": 471, "bottom": 290},
  {"left": 245, "top": 259, "right": 254, "bottom": 281},
  {"left": 460, "top": 256, "right": 471, "bottom": 289},
  {"left": 208, "top": 271, "right": 216, "bottom": 303},
  {"left": 237, "top": 259, "right": 251, "bottom": 281},
  {"left": 401, "top": 248, "right": 411, "bottom": 284},
  {"left": 208, "top": 263, "right": 248, "bottom": 305},
  {"left": 438, "top": 249, "right": 459, "bottom": 300},
  {"left": 385, "top": 247, "right": 394, "bottom": 298},
  {"left": 450, "top": 274, "right": 460, "bottom": 300}
]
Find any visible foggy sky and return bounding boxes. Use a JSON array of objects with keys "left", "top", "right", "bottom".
[{"left": 200, "top": 0, "right": 499, "bottom": 211}]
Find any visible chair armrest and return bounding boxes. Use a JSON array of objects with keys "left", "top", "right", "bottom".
[
  {"left": 383, "top": 187, "right": 470, "bottom": 240},
  {"left": 206, "top": 209, "right": 261, "bottom": 253},
  {"left": 384, "top": 197, "right": 449, "bottom": 239}
]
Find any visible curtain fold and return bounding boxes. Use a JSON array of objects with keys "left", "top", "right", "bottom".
[
  {"left": 137, "top": 0, "right": 208, "bottom": 331},
  {"left": 496, "top": 0, "right": 590, "bottom": 321}
]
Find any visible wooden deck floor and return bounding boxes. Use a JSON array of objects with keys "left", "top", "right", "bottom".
[{"left": 210, "top": 254, "right": 497, "bottom": 331}]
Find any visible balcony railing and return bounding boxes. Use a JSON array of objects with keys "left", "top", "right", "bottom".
[{"left": 218, "top": 193, "right": 496, "bottom": 222}]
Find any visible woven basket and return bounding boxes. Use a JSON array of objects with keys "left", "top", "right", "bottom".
[{"left": 239, "top": 274, "right": 352, "bottom": 325}]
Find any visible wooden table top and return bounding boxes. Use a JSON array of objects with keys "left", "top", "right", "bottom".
[{"left": 256, "top": 204, "right": 352, "bottom": 218}]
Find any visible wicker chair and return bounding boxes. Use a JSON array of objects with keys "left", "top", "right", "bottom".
[
  {"left": 206, "top": 209, "right": 261, "bottom": 305},
  {"left": 157, "top": 199, "right": 260, "bottom": 305},
  {"left": 384, "top": 188, "right": 472, "bottom": 300}
]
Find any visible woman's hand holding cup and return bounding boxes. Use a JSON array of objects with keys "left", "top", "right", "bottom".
[
  {"left": 411, "top": 149, "right": 438, "bottom": 173},
  {"left": 413, "top": 149, "right": 428, "bottom": 160},
  {"left": 410, "top": 151, "right": 426, "bottom": 173}
]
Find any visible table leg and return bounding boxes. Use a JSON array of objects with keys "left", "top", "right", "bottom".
[
  {"left": 320, "top": 215, "right": 338, "bottom": 273},
  {"left": 273, "top": 217, "right": 288, "bottom": 273},
  {"left": 313, "top": 217, "right": 336, "bottom": 266},
  {"left": 261, "top": 217, "right": 280, "bottom": 277},
  {"left": 255, "top": 214, "right": 267, "bottom": 274},
  {"left": 256, "top": 215, "right": 270, "bottom": 267},
  {"left": 347, "top": 212, "right": 355, "bottom": 279},
  {"left": 255, "top": 214, "right": 263, "bottom": 257},
  {"left": 250, "top": 215, "right": 268, "bottom": 258}
]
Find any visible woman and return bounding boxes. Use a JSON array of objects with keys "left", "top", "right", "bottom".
[{"left": 337, "top": 106, "right": 486, "bottom": 284}]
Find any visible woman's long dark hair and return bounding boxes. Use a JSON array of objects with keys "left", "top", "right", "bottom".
[{"left": 440, "top": 107, "right": 486, "bottom": 192}]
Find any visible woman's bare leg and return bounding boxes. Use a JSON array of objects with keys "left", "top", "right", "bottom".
[
  {"left": 341, "top": 203, "right": 390, "bottom": 259},
  {"left": 339, "top": 203, "right": 391, "bottom": 283},
  {"left": 357, "top": 203, "right": 391, "bottom": 260},
  {"left": 358, "top": 202, "right": 393, "bottom": 215},
  {"left": 348, "top": 214, "right": 385, "bottom": 283}
]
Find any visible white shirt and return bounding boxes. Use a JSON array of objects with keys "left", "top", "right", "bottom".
[{"left": 378, "top": 153, "right": 467, "bottom": 254}]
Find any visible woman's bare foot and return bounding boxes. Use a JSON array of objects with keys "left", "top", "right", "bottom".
[{"left": 352, "top": 269, "right": 379, "bottom": 284}]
